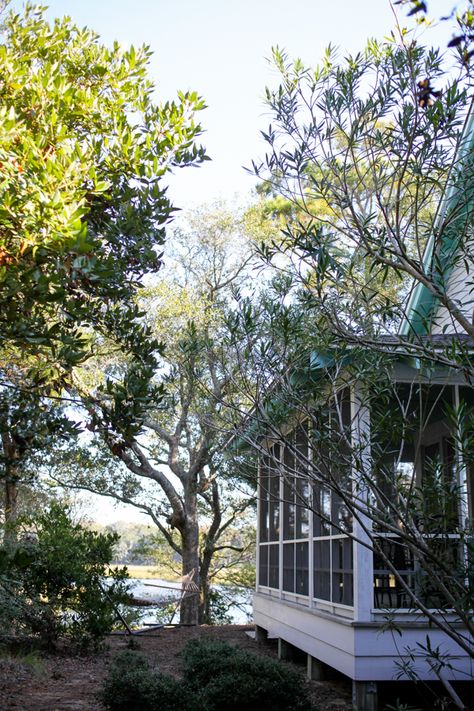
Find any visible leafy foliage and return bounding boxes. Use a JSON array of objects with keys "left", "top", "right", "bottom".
[
  {"left": 99, "top": 650, "right": 199, "bottom": 711},
  {"left": 0, "top": 3, "right": 206, "bottom": 388},
  {"left": 182, "top": 638, "right": 309, "bottom": 711},
  {"left": 253, "top": 38, "right": 470, "bottom": 345},
  {"left": 0, "top": 504, "right": 129, "bottom": 649},
  {"left": 395, "top": 0, "right": 474, "bottom": 66},
  {"left": 50, "top": 204, "right": 258, "bottom": 625},
  {"left": 100, "top": 642, "right": 310, "bottom": 711}
]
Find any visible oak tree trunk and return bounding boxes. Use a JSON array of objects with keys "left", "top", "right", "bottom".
[
  {"left": 199, "top": 546, "right": 213, "bottom": 623},
  {"left": 179, "top": 481, "right": 201, "bottom": 625}
]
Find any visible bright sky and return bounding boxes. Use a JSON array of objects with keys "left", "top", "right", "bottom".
[
  {"left": 21, "top": 0, "right": 449, "bottom": 522},
  {"left": 40, "top": 0, "right": 448, "bottom": 210}
]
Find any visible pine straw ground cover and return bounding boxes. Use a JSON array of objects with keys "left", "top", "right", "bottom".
[{"left": 0, "top": 625, "right": 352, "bottom": 711}]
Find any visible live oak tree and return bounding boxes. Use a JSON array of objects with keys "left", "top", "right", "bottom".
[{"left": 52, "top": 205, "right": 258, "bottom": 625}]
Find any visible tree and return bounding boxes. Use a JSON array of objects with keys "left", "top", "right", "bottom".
[
  {"left": 49, "top": 204, "right": 258, "bottom": 625},
  {"left": 0, "top": 3, "right": 206, "bottom": 389},
  {"left": 395, "top": 0, "right": 474, "bottom": 66},
  {"left": 252, "top": 36, "right": 473, "bottom": 366},
  {"left": 0, "top": 380, "right": 77, "bottom": 540},
  {"left": 0, "top": 3, "right": 207, "bottom": 537},
  {"left": 0, "top": 503, "right": 130, "bottom": 649},
  {"left": 220, "top": 32, "right": 474, "bottom": 698}
]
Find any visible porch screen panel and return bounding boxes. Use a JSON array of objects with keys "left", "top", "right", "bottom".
[
  {"left": 283, "top": 543, "right": 295, "bottom": 592},
  {"left": 283, "top": 443, "right": 295, "bottom": 541},
  {"left": 259, "top": 544, "right": 268, "bottom": 587},
  {"left": 312, "top": 389, "right": 353, "bottom": 606},
  {"left": 258, "top": 444, "right": 280, "bottom": 589},
  {"left": 269, "top": 445, "right": 280, "bottom": 542},
  {"left": 313, "top": 540, "right": 330, "bottom": 600},
  {"left": 259, "top": 456, "right": 269, "bottom": 543},
  {"left": 282, "top": 424, "right": 310, "bottom": 595},
  {"left": 296, "top": 541, "right": 309, "bottom": 595},
  {"left": 459, "top": 387, "right": 474, "bottom": 524},
  {"left": 269, "top": 543, "right": 279, "bottom": 588},
  {"left": 372, "top": 383, "right": 463, "bottom": 609},
  {"left": 331, "top": 538, "right": 353, "bottom": 605}
]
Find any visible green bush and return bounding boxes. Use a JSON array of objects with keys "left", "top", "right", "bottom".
[
  {"left": 99, "top": 651, "right": 199, "bottom": 711},
  {"left": 181, "top": 638, "right": 244, "bottom": 687},
  {"left": 100, "top": 640, "right": 310, "bottom": 711},
  {"left": 0, "top": 504, "right": 130, "bottom": 649},
  {"left": 182, "top": 638, "right": 309, "bottom": 711}
]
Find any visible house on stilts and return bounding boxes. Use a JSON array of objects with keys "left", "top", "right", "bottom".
[{"left": 251, "top": 109, "right": 474, "bottom": 710}]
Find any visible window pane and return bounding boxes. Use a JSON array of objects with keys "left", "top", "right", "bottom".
[
  {"left": 283, "top": 477, "right": 295, "bottom": 540},
  {"left": 259, "top": 500, "right": 269, "bottom": 543},
  {"left": 313, "top": 483, "right": 331, "bottom": 536},
  {"left": 459, "top": 386, "right": 474, "bottom": 524},
  {"left": 283, "top": 543, "right": 295, "bottom": 592},
  {"left": 331, "top": 539, "right": 353, "bottom": 604},
  {"left": 332, "top": 571, "right": 344, "bottom": 603},
  {"left": 296, "top": 542, "right": 309, "bottom": 595},
  {"left": 422, "top": 438, "right": 458, "bottom": 532},
  {"left": 373, "top": 537, "right": 414, "bottom": 608},
  {"left": 258, "top": 545, "right": 268, "bottom": 587},
  {"left": 342, "top": 573, "right": 353, "bottom": 606},
  {"left": 314, "top": 571, "right": 330, "bottom": 600},
  {"left": 259, "top": 459, "right": 270, "bottom": 543},
  {"left": 313, "top": 540, "right": 330, "bottom": 601},
  {"left": 268, "top": 544, "right": 279, "bottom": 589},
  {"left": 296, "top": 478, "right": 310, "bottom": 538},
  {"left": 269, "top": 470, "right": 280, "bottom": 541}
]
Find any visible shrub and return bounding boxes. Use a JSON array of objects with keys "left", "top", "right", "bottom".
[
  {"left": 99, "top": 650, "right": 200, "bottom": 711},
  {"left": 182, "top": 638, "right": 241, "bottom": 687},
  {"left": 0, "top": 504, "right": 130, "bottom": 649},
  {"left": 182, "top": 638, "right": 310, "bottom": 711},
  {"left": 99, "top": 640, "right": 310, "bottom": 711}
]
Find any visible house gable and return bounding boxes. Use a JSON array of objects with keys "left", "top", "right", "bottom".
[{"left": 400, "top": 105, "right": 474, "bottom": 336}]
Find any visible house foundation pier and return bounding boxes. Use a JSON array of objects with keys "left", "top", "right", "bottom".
[
  {"left": 352, "top": 680, "right": 378, "bottom": 711},
  {"left": 307, "top": 654, "right": 326, "bottom": 681},
  {"left": 254, "top": 624, "right": 268, "bottom": 642},
  {"left": 278, "top": 638, "right": 298, "bottom": 661}
]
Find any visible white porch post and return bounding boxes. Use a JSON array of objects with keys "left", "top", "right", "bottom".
[
  {"left": 278, "top": 443, "right": 283, "bottom": 598},
  {"left": 351, "top": 383, "right": 373, "bottom": 622},
  {"left": 255, "top": 456, "right": 261, "bottom": 595}
]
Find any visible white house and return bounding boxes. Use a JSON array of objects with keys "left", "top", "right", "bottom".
[{"left": 252, "top": 111, "right": 474, "bottom": 710}]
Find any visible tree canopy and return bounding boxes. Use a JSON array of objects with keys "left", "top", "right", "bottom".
[{"left": 0, "top": 4, "right": 207, "bottom": 389}]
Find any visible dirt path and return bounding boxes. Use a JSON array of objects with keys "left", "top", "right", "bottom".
[{"left": 1, "top": 625, "right": 353, "bottom": 710}]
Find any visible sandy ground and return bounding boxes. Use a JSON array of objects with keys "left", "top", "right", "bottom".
[{"left": 0, "top": 625, "right": 353, "bottom": 710}]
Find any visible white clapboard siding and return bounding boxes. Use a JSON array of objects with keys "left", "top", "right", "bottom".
[{"left": 432, "top": 244, "right": 474, "bottom": 333}]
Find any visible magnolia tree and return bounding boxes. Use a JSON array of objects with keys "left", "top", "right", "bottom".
[
  {"left": 0, "top": 4, "right": 206, "bottom": 387},
  {"left": 0, "top": 4, "right": 206, "bottom": 532}
]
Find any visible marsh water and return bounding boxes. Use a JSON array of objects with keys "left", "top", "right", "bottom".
[{"left": 129, "top": 577, "right": 252, "bottom": 625}]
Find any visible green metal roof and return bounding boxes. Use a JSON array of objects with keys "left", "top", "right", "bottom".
[{"left": 400, "top": 102, "right": 474, "bottom": 336}]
